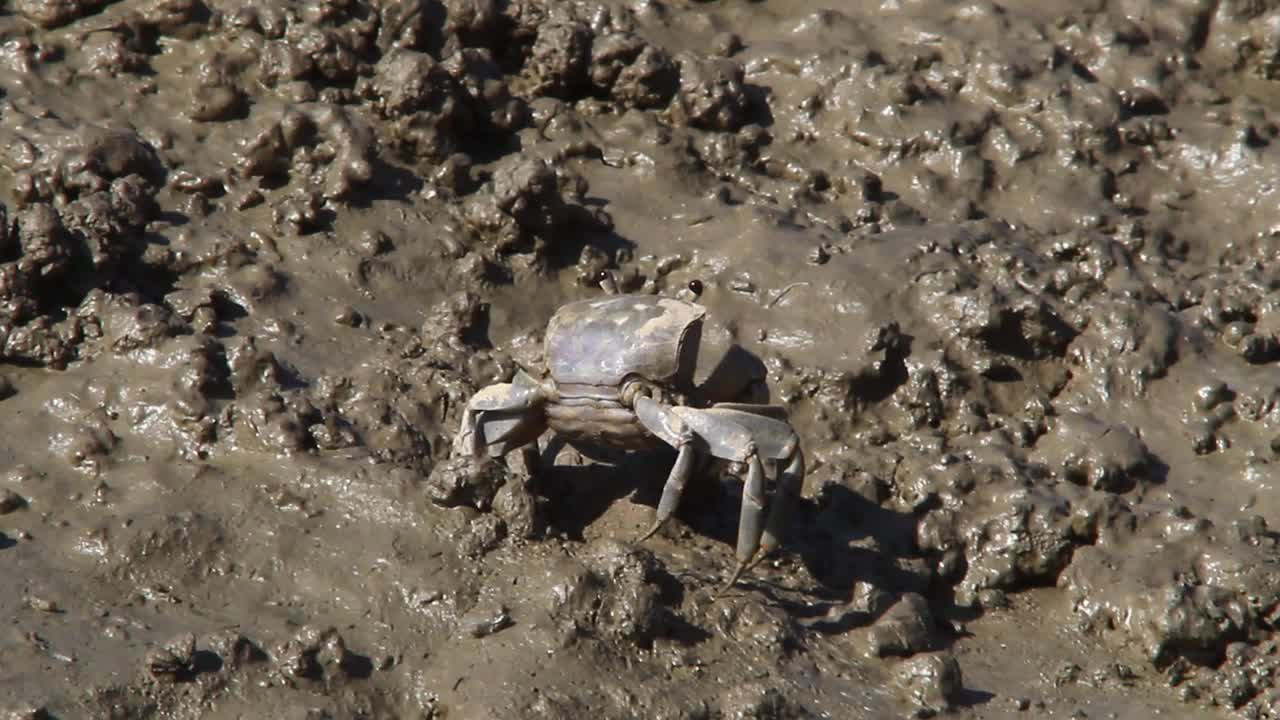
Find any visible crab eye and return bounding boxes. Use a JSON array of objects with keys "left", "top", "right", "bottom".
[
  {"left": 687, "top": 280, "right": 704, "bottom": 297},
  {"left": 595, "top": 270, "right": 612, "bottom": 283}
]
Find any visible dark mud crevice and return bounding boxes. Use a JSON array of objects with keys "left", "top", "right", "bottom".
[
  {"left": 342, "top": 157, "right": 425, "bottom": 208},
  {"left": 978, "top": 312, "right": 1077, "bottom": 363},
  {"left": 457, "top": 299, "right": 491, "bottom": 348},
  {"left": 849, "top": 329, "right": 912, "bottom": 405},
  {"left": 979, "top": 364, "right": 1022, "bottom": 383},
  {"left": 952, "top": 687, "right": 998, "bottom": 711},
  {"left": 742, "top": 83, "right": 775, "bottom": 128}
]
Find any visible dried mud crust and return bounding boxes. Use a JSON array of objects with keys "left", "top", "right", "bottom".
[{"left": 2, "top": 0, "right": 1280, "bottom": 718}]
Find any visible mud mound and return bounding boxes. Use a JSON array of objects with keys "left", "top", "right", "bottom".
[{"left": 3, "top": 0, "right": 1280, "bottom": 718}]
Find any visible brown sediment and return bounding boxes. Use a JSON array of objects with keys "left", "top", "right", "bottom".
[{"left": 2, "top": 0, "right": 1280, "bottom": 717}]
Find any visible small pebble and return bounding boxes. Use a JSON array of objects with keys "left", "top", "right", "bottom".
[
  {"left": 334, "top": 306, "right": 363, "bottom": 327},
  {"left": 461, "top": 603, "right": 512, "bottom": 638},
  {"left": 25, "top": 595, "right": 59, "bottom": 613}
]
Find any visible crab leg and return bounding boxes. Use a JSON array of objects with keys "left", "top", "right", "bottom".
[
  {"left": 724, "top": 446, "right": 767, "bottom": 590},
  {"left": 637, "top": 428, "right": 697, "bottom": 542},
  {"left": 635, "top": 397, "right": 805, "bottom": 589},
  {"left": 759, "top": 444, "right": 805, "bottom": 561}
]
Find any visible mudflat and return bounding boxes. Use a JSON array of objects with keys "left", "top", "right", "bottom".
[{"left": 2, "top": 1, "right": 1279, "bottom": 717}]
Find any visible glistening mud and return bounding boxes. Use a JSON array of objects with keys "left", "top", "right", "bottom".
[{"left": 2, "top": 0, "right": 1280, "bottom": 718}]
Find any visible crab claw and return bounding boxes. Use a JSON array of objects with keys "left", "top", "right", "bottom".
[
  {"left": 454, "top": 369, "right": 549, "bottom": 459},
  {"left": 452, "top": 424, "right": 482, "bottom": 459}
]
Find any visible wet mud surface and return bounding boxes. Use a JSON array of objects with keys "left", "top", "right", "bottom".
[{"left": 3, "top": 0, "right": 1280, "bottom": 717}]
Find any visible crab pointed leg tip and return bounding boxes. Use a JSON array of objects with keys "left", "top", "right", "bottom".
[
  {"left": 747, "top": 551, "right": 770, "bottom": 573},
  {"left": 636, "top": 522, "right": 662, "bottom": 543},
  {"left": 718, "top": 558, "right": 752, "bottom": 595}
]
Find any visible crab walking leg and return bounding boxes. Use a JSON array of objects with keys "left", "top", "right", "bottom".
[
  {"left": 723, "top": 446, "right": 767, "bottom": 591},
  {"left": 635, "top": 396, "right": 803, "bottom": 589},
  {"left": 756, "top": 444, "right": 805, "bottom": 565},
  {"left": 638, "top": 429, "right": 698, "bottom": 542}
]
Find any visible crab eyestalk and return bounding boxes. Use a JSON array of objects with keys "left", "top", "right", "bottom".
[
  {"left": 597, "top": 270, "right": 621, "bottom": 295},
  {"left": 676, "top": 279, "right": 704, "bottom": 303},
  {"left": 619, "top": 376, "right": 672, "bottom": 410}
]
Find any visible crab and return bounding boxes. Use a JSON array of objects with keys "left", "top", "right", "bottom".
[{"left": 453, "top": 277, "right": 806, "bottom": 589}]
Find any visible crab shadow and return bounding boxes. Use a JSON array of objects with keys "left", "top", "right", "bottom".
[
  {"left": 793, "top": 484, "right": 925, "bottom": 598},
  {"left": 533, "top": 443, "right": 898, "bottom": 576},
  {"left": 531, "top": 448, "right": 997, "bottom": 707},
  {"left": 533, "top": 440, "right": 681, "bottom": 540},
  {"left": 769, "top": 484, "right": 996, "bottom": 711},
  {"left": 747, "top": 484, "right": 987, "bottom": 631},
  {"left": 534, "top": 444, "right": 937, "bottom": 607},
  {"left": 531, "top": 443, "right": 966, "bottom": 611},
  {"left": 542, "top": 225, "right": 638, "bottom": 274}
]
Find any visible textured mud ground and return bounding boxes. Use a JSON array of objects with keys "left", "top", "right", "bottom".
[{"left": 3, "top": 0, "right": 1280, "bottom": 717}]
